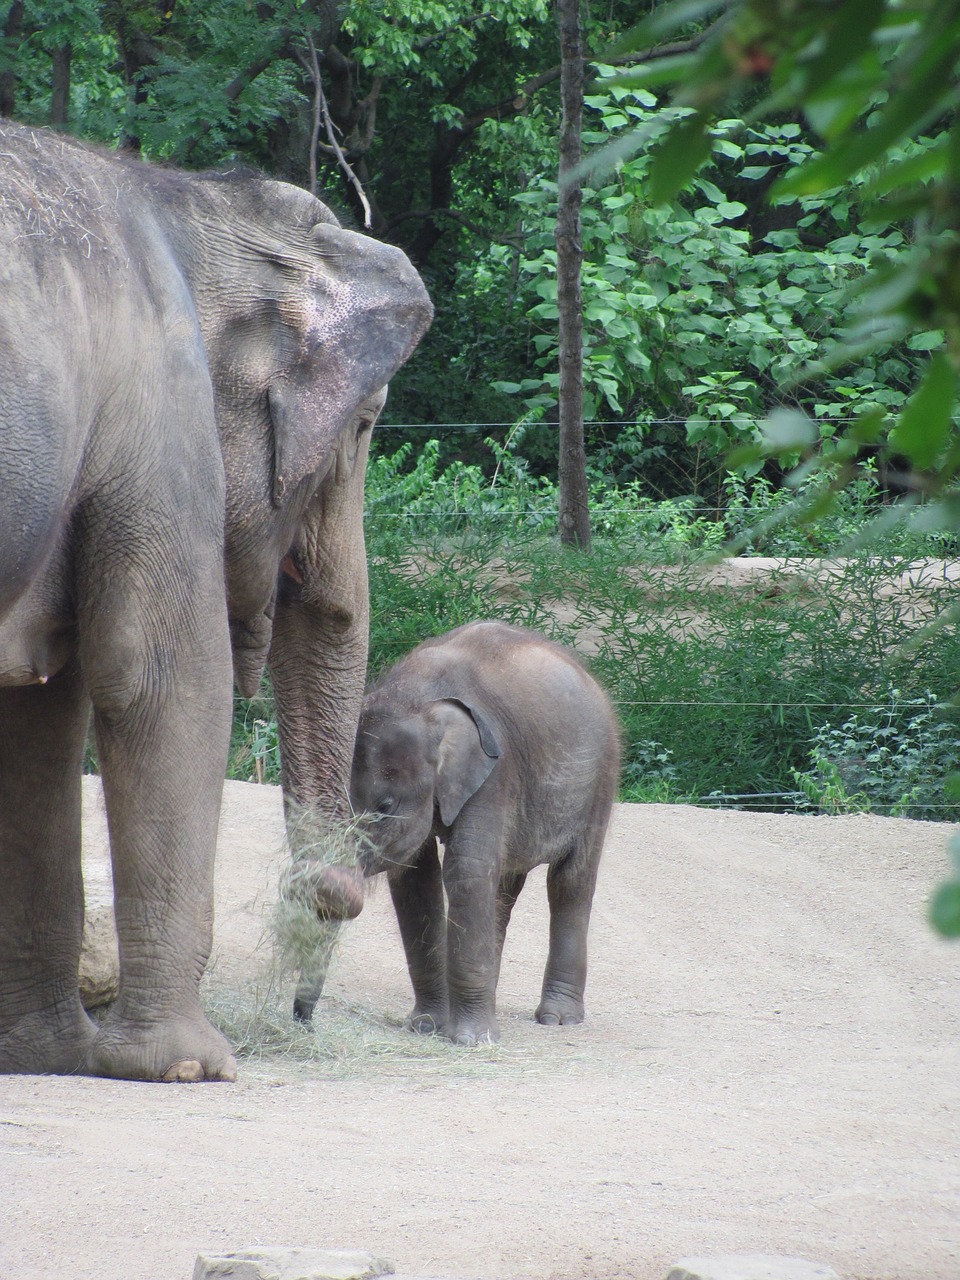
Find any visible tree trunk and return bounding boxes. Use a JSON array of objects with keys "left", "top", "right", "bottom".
[
  {"left": 0, "top": 1, "right": 25, "bottom": 119},
  {"left": 50, "top": 43, "right": 71, "bottom": 127},
  {"left": 556, "top": 0, "right": 590, "bottom": 550}
]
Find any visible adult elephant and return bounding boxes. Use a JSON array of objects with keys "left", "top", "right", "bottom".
[{"left": 0, "top": 122, "right": 432, "bottom": 1082}]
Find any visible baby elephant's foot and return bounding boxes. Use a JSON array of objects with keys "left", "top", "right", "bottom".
[{"left": 535, "top": 987, "right": 585, "bottom": 1026}]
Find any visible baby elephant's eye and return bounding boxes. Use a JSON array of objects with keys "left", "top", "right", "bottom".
[{"left": 375, "top": 796, "right": 396, "bottom": 817}]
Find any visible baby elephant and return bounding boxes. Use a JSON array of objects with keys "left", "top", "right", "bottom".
[{"left": 350, "top": 620, "right": 620, "bottom": 1045}]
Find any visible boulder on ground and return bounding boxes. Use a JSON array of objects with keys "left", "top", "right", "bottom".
[
  {"left": 79, "top": 815, "right": 118, "bottom": 1009},
  {"left": 666, "top": 1257, "right": 841, "bottom": 1280},
  {"left": 192, "top": 1247, "right": 394, "bottom": 1280}
]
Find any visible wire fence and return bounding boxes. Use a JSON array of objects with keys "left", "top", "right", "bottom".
[
  {"left": 695, "top": 792, "right": 960, "bottom": 814},
  {"left": 375, "top": 416, "right": 920, "bottom": 432}
]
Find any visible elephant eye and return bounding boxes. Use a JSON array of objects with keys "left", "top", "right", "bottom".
[{"left": 374, "top": 796, "right": 396, "bottom": 817}]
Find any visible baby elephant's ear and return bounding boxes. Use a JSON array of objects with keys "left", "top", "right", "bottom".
[{"left": 428, "top": 699, "right": 502, "bottom": 827}]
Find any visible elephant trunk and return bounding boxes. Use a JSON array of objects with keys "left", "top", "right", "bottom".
[
  {"left": 268, "top": 596, "right": 368, "bottom": 922},
  {"left": 269, "top": 593, "right": 368, "bottom": 1021},
  {"left": 265, "top": 400, "right": 379, "bottom": 1018}
]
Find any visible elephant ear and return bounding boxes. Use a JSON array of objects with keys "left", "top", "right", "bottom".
[
  {"left": 427, "top": 698, "right": 502, "bottom": 827},
  {"left": 269, "top": 222, "right": 433, "bottom": 503}
]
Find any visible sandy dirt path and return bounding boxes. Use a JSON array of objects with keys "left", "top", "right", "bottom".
[{"left": 1, "top": 778, "right": 958, "bottom": 1280}]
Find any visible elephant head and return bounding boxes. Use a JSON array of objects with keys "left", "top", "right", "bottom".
[{"left": 351, "top": 699, "right": 502, "bottom": 874}]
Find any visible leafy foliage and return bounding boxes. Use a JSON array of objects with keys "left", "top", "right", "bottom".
[
  {"left": 793, "top": 691, "right": 960, "bottom": 820},
  {"left": 494, "top": 83, "right": 932, "bottom": 464},
  {"left": 5, "top": 1, "right": 955, "bottom": 502}
]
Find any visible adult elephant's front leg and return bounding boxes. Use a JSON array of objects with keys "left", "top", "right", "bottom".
[
  {"left": 0, "top": 664, "right": 98, "bottom": 1074},
  {"left": 79, "top": 528, "right": 237, "bottom": 1082}
]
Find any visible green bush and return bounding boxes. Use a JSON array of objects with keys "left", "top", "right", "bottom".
[{"left": 793, "top": 692, "right": 960, "bottom": 820}]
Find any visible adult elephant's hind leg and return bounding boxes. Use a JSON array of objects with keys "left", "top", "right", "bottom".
[{"left": 0, "top": 665, "right": 98, "bottom": 1074}]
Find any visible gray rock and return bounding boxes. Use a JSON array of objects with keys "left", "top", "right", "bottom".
[
  {"left": 666, "top": 1257, "right": 841, "bottom": 1280},
  {"left": 192, "top": 1247, "right": 394, "bottom": 1280},
  {"left": 79, "top": 828, "right": 119, "bottom": 1010},
  {"left": 78, "top": 902, "right": 119, "bottom": 1009}
]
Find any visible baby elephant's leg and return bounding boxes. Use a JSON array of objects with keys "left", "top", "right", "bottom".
[
  {"left": 443, "top": 842, "right": 500, "bottom": 1046},
  {"left": 537, "top": 844, "right": 601, "bottom": 1026},
  {"left": 389, "top": 841, "right": 448, "bottom": 1035}
]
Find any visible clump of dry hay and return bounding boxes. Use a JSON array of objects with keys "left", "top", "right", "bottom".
[
  {"left": 202, "top": 976, "right": 501, "bottom": 1078},
  {"left": 202, "top": 806, "right": 506, "bottom": 1075},
  {"left": 202, "top": 968, "right": 509, "bottom": 1079},
  {"left": 271, "top": 801, "right": 372, "bottom": 979}
]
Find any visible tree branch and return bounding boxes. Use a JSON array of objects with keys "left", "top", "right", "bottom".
[{"left": 296, "top": 35, "right": 373, "bottom": 227}]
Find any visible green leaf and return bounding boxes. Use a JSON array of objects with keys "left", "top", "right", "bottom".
[
  {"left": 762, "top": 409, "right": 818, "bottom": 453},
  {"left": 600, "top": 53, "right": 703, "bottom": 95},
  {"left": 649, "top": 113, "right": 714, "bottom": 204},
  {"left": 907, "top": 330, "right": 945, "bottom": 352},
  {"left": 888, "top": 354, "right": 958, "bottom": 470},
  {"left": 930, "top": 880, "right": 960, "bottom": 938}
]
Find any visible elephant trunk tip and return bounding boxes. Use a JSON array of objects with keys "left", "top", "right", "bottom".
[{"left": 280, "top": 858, "right": 365, "bottom": 921}]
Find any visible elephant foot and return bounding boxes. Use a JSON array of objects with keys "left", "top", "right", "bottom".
[
  {"left": 0, "top": 1002, "right": 98, "bottom": 1075},
  {"left": 445, "top": 1012, "right": 499, "bottom": 1047},
  {"left": 404, "top": 1008, "right": 446, "bottom": 1036},
  {"left": 535, "top": 987, "right": 585, "bottom": 1026},
  {"left": 86, "top": 1009, "right": 237, "bottom": 1082}
]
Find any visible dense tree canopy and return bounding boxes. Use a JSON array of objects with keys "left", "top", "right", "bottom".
[{"left": 3, "top": 0, "right": 944, "bottom": 484}]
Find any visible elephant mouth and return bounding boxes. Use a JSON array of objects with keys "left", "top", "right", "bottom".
[{"left": 279, "top": 551, "right": 303, "bottom": 585}]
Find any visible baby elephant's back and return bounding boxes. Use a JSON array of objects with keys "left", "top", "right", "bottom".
[{"left": 424, "top": 622, "right": 619, "bottom": 849}]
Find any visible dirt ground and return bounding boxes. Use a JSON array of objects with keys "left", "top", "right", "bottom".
[{"left": 1, "top": 777, "right": 958, "bottom": 1280}]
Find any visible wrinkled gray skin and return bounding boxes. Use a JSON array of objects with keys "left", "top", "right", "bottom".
[
  {"left": 0, "top": 123, "right": 432, "bottom": 1082},
  {"left": 350, "top": 621, "right": 620, "bottom": 1046}
]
